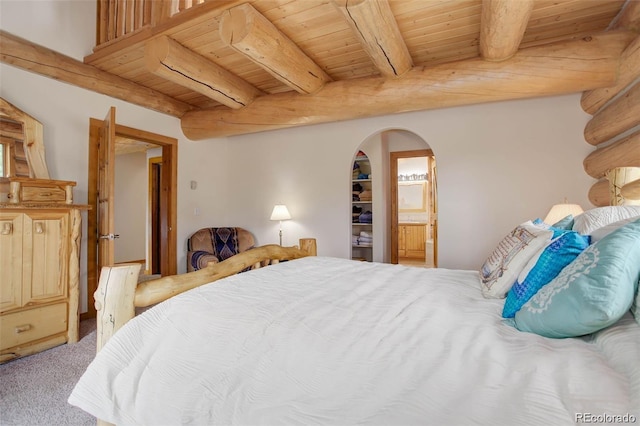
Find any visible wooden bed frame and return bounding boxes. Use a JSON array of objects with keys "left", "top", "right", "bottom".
[
  {"left": 94, "top": 238, "right": 317, "bottom": 355},
  {"left": 92, "top": 239, "right": 316, "bottom": 426}
]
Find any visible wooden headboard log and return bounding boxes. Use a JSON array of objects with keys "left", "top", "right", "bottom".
[{"left": 94, "top": 239, "right": 317, "bottom": 354}]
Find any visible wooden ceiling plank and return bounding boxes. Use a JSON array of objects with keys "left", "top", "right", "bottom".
[
  {"left": 584, "top": 130, "right": 640, "bottom": 179},
  {"left": 400, "top": 16, "right": 481, "bottom": 41},
  {"left": 0, "top": 30, "right": 193, "bottom": 117},
  {"left": 530, "top": 0, "right": 622, "bottom": 17},
  {"left": 528, "top": 1, "right": 624, "bottom": 28},
  {"left": 332, "top": 0, "right": 413, "bottom": 78},
  {"left": 520, "top": 28, "right": 615, "bottom": 50},
  {"left": 392, "top": 0, "right": 480, "bottom": 20},
  {"left": 582, "top": 34, "right": 640, "bottom": 115},
  {"left": 480, "top": 0, "right": 535, "bottom": 61},
  {"left": 525, "top": 10, "right": 623, "bottom": 36},
  {"left": 406, "top": 25, "right": 480, "bottom": 49},
  {"left": 145, "top": 35, "right": 262, "bottom": 109},
  {"left": 253, "top": 0, "right": 327, "bottom": 22},
  {"left": 181, "top": 31, "right": 631, "bottom": 139},
  {"left": 394, "top": 2, "right": 482, "bottom": 30},
  {"left": 219, "top": 2, "right": 331, "bottom": 94},
  {"left": 522, "top": 16, "right": 617, "bottom": 45}
]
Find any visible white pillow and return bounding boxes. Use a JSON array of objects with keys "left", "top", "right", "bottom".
[
  {"left": 590, "top": 216, "right": 640, "bottom": 243},
  {"left": 572, "top": 206, "right": 640, "bottom": 235},
  {"left": 480, "top": 221, "right": 554, "bottom": 299}
]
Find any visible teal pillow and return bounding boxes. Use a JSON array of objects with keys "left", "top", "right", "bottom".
[
  {"left": 502, "top": 230, "right": 589, "bottom": 318},
  {"left": 551, "top": 214, "right": 574, "bottom": 230},
  {"left": 632, "top": 278, "right": 640, "bottom": 325},
  {"left": 514, "top": 218, "right": 640, "bottom": 338}
]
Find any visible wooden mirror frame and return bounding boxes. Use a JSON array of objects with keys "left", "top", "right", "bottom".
[{"left": 0, "top": 97, "right": 49, "bottom": 181}]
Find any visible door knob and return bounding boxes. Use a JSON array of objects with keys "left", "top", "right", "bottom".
[{"left": 99, "top": 233, "right": 120, "bottom": 240}]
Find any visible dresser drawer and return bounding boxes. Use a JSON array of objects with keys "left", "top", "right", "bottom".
[{"left": 0, "top": 303, "right": 67, "bottom": 351}]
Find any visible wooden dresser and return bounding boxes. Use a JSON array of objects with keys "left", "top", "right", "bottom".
[{"left": 0, "top": 199, "right": 89, "bottom": 363}]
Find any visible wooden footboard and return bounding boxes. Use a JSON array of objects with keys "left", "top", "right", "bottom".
[{"left": 94, "top": 239, "right": 317, "bottom": 353}]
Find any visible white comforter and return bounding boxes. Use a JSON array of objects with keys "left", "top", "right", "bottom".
[{"left": 69, "top": 257, "right": 640, "bottom": 425}]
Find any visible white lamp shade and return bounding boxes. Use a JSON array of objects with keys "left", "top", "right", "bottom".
[
  {"left": 270, "top": 204, "right": 292, "bottom": 221},
  {"left": 543, "top": 203, "right": 583, "bottom": 225}
]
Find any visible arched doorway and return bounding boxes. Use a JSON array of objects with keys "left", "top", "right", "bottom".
[{"left": 350, "top": 129, "right": 436, "bottom": 266}]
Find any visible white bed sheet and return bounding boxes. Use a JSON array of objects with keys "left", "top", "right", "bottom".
[{"left": 69, "top": 257, "right": 640, "bottom": 425}]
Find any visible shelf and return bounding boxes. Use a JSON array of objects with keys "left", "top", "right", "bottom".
[{"left": 352, "top": 151, "right": 372, "bottom": 262}]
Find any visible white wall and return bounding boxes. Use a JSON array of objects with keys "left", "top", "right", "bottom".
[
  {"left": 224, "top": 96, "right": 594, "bottom": 270},
  {"left": 0, "top": 0, "right": 231, "bottom": 312},
  {"left": 1, "top": 1, "right": 596, "bottom": 312}
]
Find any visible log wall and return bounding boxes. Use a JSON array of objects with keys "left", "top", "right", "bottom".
[{"left": 582, "top": 33, "right": 640, "bottom": 206}]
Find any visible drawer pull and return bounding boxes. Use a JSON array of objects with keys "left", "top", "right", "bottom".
[
  {"left": 15, "top": 324, "right": 32, "bottom": 334},
  {"left": 35, "top": 222, "right": 44, "bottom": 234},
  {"left": 1, "top": 222, "right": 11, "bottom": 235}
]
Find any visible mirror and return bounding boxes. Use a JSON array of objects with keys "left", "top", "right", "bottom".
[{"left": 0, "top": 97, "right": 49, "bottom": 180}]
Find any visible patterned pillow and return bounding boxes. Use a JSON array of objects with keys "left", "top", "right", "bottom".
[
  {"left": 514, "top": 218, "right": 640, "bottom": 338},
  {"left": 551, "top": 215, "right": 574, "bottom": 230},
  {"left": 502, "top": 230, "right": 589, "bottom": 318},
  {"left": 480, "top": 221, "right": 555, "bottom": 299}
]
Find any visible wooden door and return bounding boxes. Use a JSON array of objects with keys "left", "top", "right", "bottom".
[
  {"left": 86, "top": 112, "right": 178, "bottom": 320},
  {"left": 429, "top": 157, "right": 438, "bottom": 267},
  {"left": 97, "top": 107, "right": 116, "bottom": 272}
]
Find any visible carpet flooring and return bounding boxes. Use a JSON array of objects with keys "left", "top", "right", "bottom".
[{"left": 0, "top": 319, "right": 98, "bottom": 426}]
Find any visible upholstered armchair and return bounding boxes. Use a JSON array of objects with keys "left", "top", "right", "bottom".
[{"left": 187, "top": 227, "right": 255, "bottom": 272}]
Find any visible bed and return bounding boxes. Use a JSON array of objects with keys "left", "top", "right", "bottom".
[{"left": 69, "top": 212, "right": 640, "bottom": 426}]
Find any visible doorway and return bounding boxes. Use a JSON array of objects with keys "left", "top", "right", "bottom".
[
  {"left": 390, "top": 149, "right": 437, "bottom": 267},
  {"left": 149, "top": 156, "right": 162, "bottom": 275},
  {"left": 83, "top": 110, "right": 178, "bottom": 320}
]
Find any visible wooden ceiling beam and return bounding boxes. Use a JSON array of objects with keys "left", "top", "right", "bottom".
[
  {"left": 145, "top": 35, "right": 262, "bottom": 109},
  {"left": 608, "top": 0, "right": 640, "bottom": 31},
  {"left": 181, "top": 31, "right": 633, "bottom": 140},
  {"left": 581, "top": 34, "right": 640, "bottom": 114},
  {"left": 219, "top": 3, "right": 331, "bottom": 94},
  {"left": 0, "top": 30, "right": 193, "bottom": 117},
  {"left": 332, "top": 0, "right": 413, "bottom": 78},
  {"left": 480, "top": 0, "right": 534, "bottom": 61}
]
